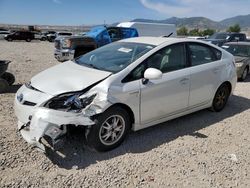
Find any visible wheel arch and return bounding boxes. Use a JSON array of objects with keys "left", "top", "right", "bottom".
[
  {"left": 217, "top": 81, "right": 232, "bottom": 95},
  {"left": 104, "top": 103, "right": 135, "bottom": 127}
]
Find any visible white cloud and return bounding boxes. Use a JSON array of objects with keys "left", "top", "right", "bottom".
[
  {"left": 139, "top": 0, "right": 191, "bottom": 16},
  {"left": 52, "top": 0, "right": 61, "bottom": 4},
  {"left": 139, "top": 0, "right": 250, "bottom": 20}
]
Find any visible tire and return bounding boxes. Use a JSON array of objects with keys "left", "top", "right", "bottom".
[
  {"left": 239, "top": 67, "right": 248, "bottom": 81},
  {"left": 26, "top": 38, "right": 31, "bottom": 42},
  {"left": 7, "top": 38, "right": 12, "bottom": 42},
  {"left": 1, "top": 72, "right": 15, "bottom": 85},
  {"left": 210, "top": 84, "right": 230, "bottom": 112},
  {"left": 40, "top": 37, "right": 46, "bottom": 41},
  {"left": 0, "top": 78, "right": 9, "bottom": 93},
  {"left": 85, "top": 107, "right": 131, "bottom": 152}
]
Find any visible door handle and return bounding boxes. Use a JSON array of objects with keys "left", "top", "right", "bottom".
[
  {"left": 129, "top": 91, "right": 139, "bottom": 95},
  {"left": 179, "top": 78, "right": 189, "bottom": 85}
]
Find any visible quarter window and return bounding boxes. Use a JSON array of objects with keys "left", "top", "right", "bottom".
[{"left": 188, "top": 43, "right": 217, "bottom": 66}]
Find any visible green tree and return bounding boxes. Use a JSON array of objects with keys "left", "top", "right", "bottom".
[
  {"left": 189, "top": 28, "right": 201, "bottom": 36},
  {"left": 177, "top": 26, "right": 188, "bottom": 36},
  {"left": 202, "top": 29, "right": 215, "bottom": 36},
  {"left": 227, "top": 24, "right": 241, "bottom": 33}
]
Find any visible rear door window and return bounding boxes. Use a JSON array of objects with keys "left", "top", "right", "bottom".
[{"left": 188, "top": 43, "right": 220, "bottom": 66}]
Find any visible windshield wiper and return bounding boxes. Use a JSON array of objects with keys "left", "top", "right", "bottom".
[
  {"left": 88, "top": 64, "right": 101, "bottom": 70},
  {"left": 74, "top": 59, "right": 100, "bottom": 70}
]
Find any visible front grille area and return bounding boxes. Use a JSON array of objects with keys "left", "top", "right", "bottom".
[{"left": 23, "top": 101, "right": 36, "bottom": 106}]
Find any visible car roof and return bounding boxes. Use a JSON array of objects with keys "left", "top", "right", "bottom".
[
  {"left": 119, "top": 36, "right": 210, "bottom": 46},
  {"left": 224, "top": 42, "right": 250, "bottom": 46}
]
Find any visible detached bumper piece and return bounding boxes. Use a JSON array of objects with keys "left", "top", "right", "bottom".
[
  {"left": 19, "top": 121, "right": 67, "bottom": 152},
  {"left": 17, "top": 107, "right": 95, "bottom": 152}
]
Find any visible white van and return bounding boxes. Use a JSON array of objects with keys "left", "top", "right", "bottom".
[{"left": 117, "top": 22, "right": 177, "bottom": 37}]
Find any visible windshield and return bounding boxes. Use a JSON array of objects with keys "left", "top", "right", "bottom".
[
  {"left": 74, "top": 42, "right": 155, "bottom": 73},
  {"left": 209, "top": 33, "right": 230, "bottom": 40},
  {"left": 222, "top": 44, "right": 250, "bottom": 57}
]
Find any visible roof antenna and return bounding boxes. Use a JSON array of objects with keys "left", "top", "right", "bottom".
[{"left": 163, "top": 32, "right": 173, "bottom": 38}]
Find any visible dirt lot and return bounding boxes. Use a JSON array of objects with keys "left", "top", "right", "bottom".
[{"left": 0, "top": 40, "right": 250, "bottom": 187}]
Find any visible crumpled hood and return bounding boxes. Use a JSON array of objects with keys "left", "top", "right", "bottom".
[
  {"left": 31, "top": 61, "right": 111, "bottom": 95},
  {"left": 234, "top": 56, "right": 248, "bottom": 63}
]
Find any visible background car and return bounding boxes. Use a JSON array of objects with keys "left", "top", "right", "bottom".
[
  {"left": 222, "top": 42, "right": 250, "bottom": 81},
  {"left": 47, "top": 31, "right": 72, "bottom": 42},
  {"left": 15, "top": 37, "right": 237, "bottom": 152},
  {"left": 34, "top": 32, "right": 47, "bottom": 41},
  {"left": 204, "top": 32, "right": 248, "bottom": 46},
  {"left": 4, "top": 31, "right": 35, "bottom": 42},
  {"left": 0, "top": 30, "right": 10, "bottom": 40}
]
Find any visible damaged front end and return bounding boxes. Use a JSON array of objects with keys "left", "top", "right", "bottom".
[{"left": 15, "top": 87, "right": 111, "bottom": 152}]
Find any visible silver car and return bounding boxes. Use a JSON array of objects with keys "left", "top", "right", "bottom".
[{"left": 14, "top": 37, "right": 237, "bottom": 152}]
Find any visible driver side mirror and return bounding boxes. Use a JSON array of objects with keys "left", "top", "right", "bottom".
[{"left": 144, "top": 68, "right": 162, "bottom": 81}]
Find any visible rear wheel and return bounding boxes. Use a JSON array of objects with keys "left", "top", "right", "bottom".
[
  {"left": 240, "top": 67, "right": 248, "bottom": 81},
  {"left": 26, "top": 38, "right": 31, "bottom": 42},
  {"left": 85, "top": 107, "right": 131, "bottom": 152},
  {"left": 0, "top": 78, "right": 9, "bottom": 93},
  {"left": 211, "top": 84, "right": 230, "bottom": 112},
  {"left": 40, "top": 37, "right": 46, "bottom": 41},
  {"left": 1, "top": 72, "right": 15, "bottom": 85}
]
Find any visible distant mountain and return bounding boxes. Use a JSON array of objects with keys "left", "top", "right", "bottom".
[
  {"left": 132, "top": 14, "right": 250, "bottom": 30},
  {"left": 220, "top": 14, "right": 250, "bottom": 28}
]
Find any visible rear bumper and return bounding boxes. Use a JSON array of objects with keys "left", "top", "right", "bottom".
[{"left": 54, "top": 49, "right": 75, "bottom": 62}]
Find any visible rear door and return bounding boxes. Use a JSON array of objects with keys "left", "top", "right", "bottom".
[{"left": 187, "top": 42, "right": 223, "bottom": 108}]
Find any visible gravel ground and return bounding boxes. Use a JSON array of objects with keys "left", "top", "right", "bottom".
[{"left": 0, "top": 40, "right": 250, "bottom": 187}]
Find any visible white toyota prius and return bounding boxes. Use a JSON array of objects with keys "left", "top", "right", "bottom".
[{"left": 14, "top": 37, "right": 237, "bottom": 152}]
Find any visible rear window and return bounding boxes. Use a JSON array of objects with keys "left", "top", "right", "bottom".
[
  {"left": 211, "top": 47, "right": 222, "bottom": 60},
  {"left": 188, "top": 43, "right": 221, "bottom": 66},
  {"left": 121, "top": 28, "right": 138, "bottom": 38}
]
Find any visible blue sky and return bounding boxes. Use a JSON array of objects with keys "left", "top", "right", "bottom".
[{"left": 0, "top": 0, "right": 249, "bottom": 25}]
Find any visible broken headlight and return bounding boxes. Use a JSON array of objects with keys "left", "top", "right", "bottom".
[{"left": 44, "top": 93, "right": 97, "bottom": 112}]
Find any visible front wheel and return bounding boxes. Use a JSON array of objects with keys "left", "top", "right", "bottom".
[
  {"left": 210, "top": 84, "right": 230, "bottom": 112},
  {"left": 0, "top": 78, "right": 9, "bottom": 93},
  {"left": 26, "top": 38, "right": 31, "bottom": 42},
  {"left": 85, "top": 107, "right": 131, "bottom": 152}
]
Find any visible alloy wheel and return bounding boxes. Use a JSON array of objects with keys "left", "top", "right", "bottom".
[{"left": 99, "top": 115, "right": 125, "bottom": 146}]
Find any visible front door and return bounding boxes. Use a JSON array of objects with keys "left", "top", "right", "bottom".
[{"left": 139, "top": 43, "right": 190, "bottom": 125}]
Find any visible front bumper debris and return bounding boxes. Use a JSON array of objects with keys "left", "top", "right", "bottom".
[{"left": 17, "top": 107, "right": 95, "bottom": 152}]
